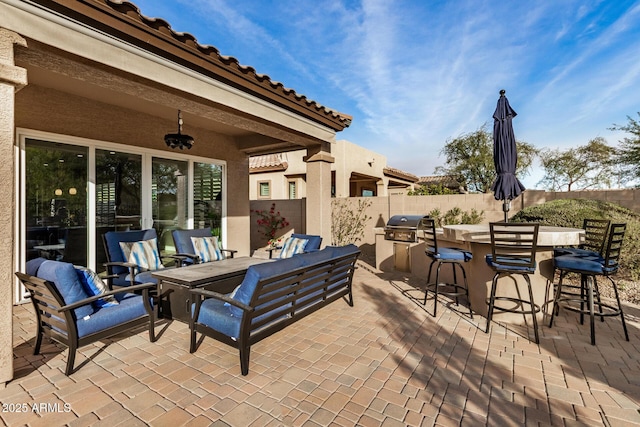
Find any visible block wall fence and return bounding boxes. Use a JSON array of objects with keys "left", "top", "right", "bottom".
[{"left": 249, "top": 189, "right": 640, "bottom": 250}]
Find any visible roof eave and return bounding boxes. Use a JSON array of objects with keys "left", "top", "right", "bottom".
[{"left": 30, "top": 0, "right": 351, "bottom": 131}]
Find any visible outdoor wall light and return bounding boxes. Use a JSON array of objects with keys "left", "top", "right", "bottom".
[
  {"left": 164, "top": 110, "right": 194, "bottom": 150},
  {"left": 54, "top": 189, "right": 63, "bottom": 196},
  {"left": 69, "top": 187, "right": 77, "bottom": 195}
]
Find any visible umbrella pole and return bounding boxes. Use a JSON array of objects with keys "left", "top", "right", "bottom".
[{"left": 502, "top": 199, "right": 510, "bottom": 222}]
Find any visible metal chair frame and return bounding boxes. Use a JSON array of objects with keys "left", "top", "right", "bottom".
[
  {"left": 550, "top": 223, "right": 629, "bottom": 345},
  {"left": 422, "top": 218, "right": 473, "bottom": 318},
  {"left": 486, "top": 222, "right": 540, "bottom": 343}
]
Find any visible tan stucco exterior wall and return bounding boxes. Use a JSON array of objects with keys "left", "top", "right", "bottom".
[
  {"left": 0, "top": 28, "right": 27, "bottom": 387},
  {"left": 249, "top": 140, "right": 392, "bottom": 200}
]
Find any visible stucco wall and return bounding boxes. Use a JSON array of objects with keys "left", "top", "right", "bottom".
[{"left": 251, "top": 188, "right": 640, "bottom": 251}]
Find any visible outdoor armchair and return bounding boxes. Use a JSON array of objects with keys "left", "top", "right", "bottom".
[
  {"left": 267, "top": 233, "right": 322, "bottom": 259},
  {"left": 16, "top": 260, "right": 156, "bottom": 375},
  {"left": 102, "top": 229, "right": 181, "bottom": 287},
  {"left": 171, "top": 227, "right": 237, "bottom": 266}
]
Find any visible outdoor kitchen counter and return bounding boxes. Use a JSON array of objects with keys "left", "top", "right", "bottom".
[{"left": 439, "top": 224, "right": 585, "bottom": 323}]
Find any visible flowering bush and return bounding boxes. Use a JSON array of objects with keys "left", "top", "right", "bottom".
[{"left": 252, "top": 203, "right": 289, "bottom": 247}]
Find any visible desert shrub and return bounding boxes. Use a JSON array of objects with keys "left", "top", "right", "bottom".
[
  {"left": 511, "top": 199, "right": 640, "bottom": 280},
  {"left": 428, "top": 207, "right": 484, "bottom": 228},
  {"left": 331, "top": 198, "right": 372, "bottom": 246}
]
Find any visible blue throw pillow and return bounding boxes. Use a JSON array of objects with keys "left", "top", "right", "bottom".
[
  {"left": 74, "top": 266, "right": 119, "bottom": 309},
  {"left": 279, "top": 237, "right": 308, "bottom": 259},
  {"left": 190, "top": 236, "right": 224, "bottom": 262}
]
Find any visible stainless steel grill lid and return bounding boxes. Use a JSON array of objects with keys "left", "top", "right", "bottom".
[{"left": 384, "top": 215, "right": 429, "bottom": 242}]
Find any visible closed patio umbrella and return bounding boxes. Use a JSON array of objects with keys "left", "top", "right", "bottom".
[{"left": 490, "top": 89, "right": 525, "bottom": 222}]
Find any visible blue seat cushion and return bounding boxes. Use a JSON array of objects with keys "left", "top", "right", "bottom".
[
  {"left": 228, "top": 256, "right": 305, "bottom": 317},
  {"left": 294, "top": 247, "right": 334, "bottom": 266},
  {"left": 26, "top": 257, "right": 47, "bottom": 276},
  {"left": 553, "top": 247, "right": 601, "bottom": 258},
  {"left": 426, "top": 247, "right": 472, "bottom": 262},
  {"left": 173, "top": 228, "right": 211, "bottom": 253},
  {"left": 554, "top": 254, "right": 616, "bottom": 274},
  {"left": 103, "top": 229, "right": 158, "bottom": 275},
  {"left": 195, "top": 297, "right": 242, "bottom": 339},
  {"left": 292, "top": 234, "right": 322, "bottom": 251},
  {"left": 125, "top": 270, "right": 158, "bottom": 285},
  {"left": 37, "top": 261, "right": 94, "bottom": 319},
  {"left": 76, "top": 293, "right": 149, "bottom": 338},
  {"left": 328, "top": 244, "right": 359, "bottom": 258},
  {"left": 485, "top": 254, "right": 536, "bottom": 273}
]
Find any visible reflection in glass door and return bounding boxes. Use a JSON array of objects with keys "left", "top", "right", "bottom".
[
  {"left": 24, "top": 139, "right": 88, "bottom": 266},
  {"left": 193, "top": 162, "right": 224, "bottom": 238},
  {"left": 152, "top": 157, "right": 188, "bottom": 255},
  {"left": 95, "top": 150, "right": 142, "bottom": 271}
]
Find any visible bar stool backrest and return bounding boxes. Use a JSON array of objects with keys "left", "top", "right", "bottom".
[
  {"left": 422, "top": 218, "right": 438, "bottom": 255},
  {"left": 603, "top": 223, "right": 626, "bottom": 273},
  {"left": 489, "top": 222, "right": 540, "bottom": 271},
  {"left": 582, "top": 218, "right": 611, "bottom": 255}
]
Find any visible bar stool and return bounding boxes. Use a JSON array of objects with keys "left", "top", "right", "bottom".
[
  {"left": 550, "top": 223, "right": 629, "bottom": 345},
  {"left": 552, "top": 218, "right": 610, "bottom": 318},
  {"left": 422, "top": 218, "right": 473, "bottom": 318},
  {"left": 485, "top": 222, "right": 540, "bottom": 343}
]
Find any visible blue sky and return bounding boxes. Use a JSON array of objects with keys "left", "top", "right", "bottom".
[{"left": 129, "top": 0, "right": 640, "bottom": 189}]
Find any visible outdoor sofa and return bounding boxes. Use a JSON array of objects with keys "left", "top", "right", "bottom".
[{"left": 189, "top": 244, "right": 360, "bottom": 375}]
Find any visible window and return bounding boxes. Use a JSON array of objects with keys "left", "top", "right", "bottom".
[
  {"left": 288, "top": 181, "right": 296, "bottom": 199},
  {"left": 258, "top": 181, "right": 270, "bottom": 199}
]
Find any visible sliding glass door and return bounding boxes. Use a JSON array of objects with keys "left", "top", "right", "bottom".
[
  {"left": 20, "top": 135, "right": 225, "bottom": 282},
  {"left": 95, "top": 149, "right": 143, "bottom": 270},
  {"left": 24, "top": 139, "right": 88, "bottom": 266},
  {"left": 152, "top": 157, "right": 188, "bottom": 255}
]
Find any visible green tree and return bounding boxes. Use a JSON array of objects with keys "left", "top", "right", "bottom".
[
  {"left": 435, "top": 125, "right": 537, "bottom": 193},
  {"left": 537, "top": 137, "right": 617, "bottom": 191},
  {"left": 407, "top": 183, "right": 457, "bottom": 195},
  {"left": 611, "top": 112, "right": 640, "bottom": 182}
]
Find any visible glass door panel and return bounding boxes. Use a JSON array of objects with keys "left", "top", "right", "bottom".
[
  {"left": 152, "top": 157, "right": 188, "bottom": 256},
  {"left": 193, "top": 162, "right": 223, "bottom": 238},
  {"left": 95, "top": 149, "right": 142, "bottom": 271},
  {"left": 25, "top": 139, "right": 88, "bottom": 266}
]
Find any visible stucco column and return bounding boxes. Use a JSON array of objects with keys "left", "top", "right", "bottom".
[
  {"left": 0, "top": 28, "right": 27, "bottom": 387},
  {"left": 304, "top": 144, "right": 334, "bottom": 247}
]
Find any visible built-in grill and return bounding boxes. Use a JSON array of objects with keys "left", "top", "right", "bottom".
[{"left": 384, "top": 215, "right": 429, "bottom": 243}]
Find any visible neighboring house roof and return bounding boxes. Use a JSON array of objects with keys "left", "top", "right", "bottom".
[
  {"left": 418, "top": 175, "right": 462, "bottom": 188},
  {"left": 384, "top": 167, "right": 419, "bottom": 183},
  {"left": 33, "top": 0, "right": 351, "bottom": 132},
  {"left": 249, "top": 154, "right": 288, "bottom": 173}
]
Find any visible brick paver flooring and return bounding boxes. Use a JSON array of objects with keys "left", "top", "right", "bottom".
[{"left": 2, "top": 261, "right": 639, "bottom": 426}]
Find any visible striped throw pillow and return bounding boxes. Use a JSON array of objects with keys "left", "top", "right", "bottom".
[
  {"left": 191, "top": 236, "right": 224, "bottom": 262},
  {"left": 119, "top": 238, "right": 164, "bottom": 271},
  {"left": 279, "top": 237, "right": 308, "bottom": 259}
]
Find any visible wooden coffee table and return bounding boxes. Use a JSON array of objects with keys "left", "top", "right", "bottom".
[{"left": 152, "top": 257, "right": 274, "bottom": 323}]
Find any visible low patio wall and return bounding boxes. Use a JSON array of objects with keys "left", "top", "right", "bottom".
[{"left": 250, "top": 188, "right": 640, "bottom": 251}]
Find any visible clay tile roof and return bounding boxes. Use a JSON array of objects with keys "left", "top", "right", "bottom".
[
  {"left": 418, "top": 175, "right": 462, "bottom": 188},
  {"left": 249, "top": 153, "right": 288, "bottom": 172},
  {"left": 383, "top": 167, "right": 419, "bottom": 183},
  {"left": 40, "top": 0, "right": 352, "bottom": 131}
]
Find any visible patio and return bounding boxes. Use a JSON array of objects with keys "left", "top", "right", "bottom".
[{"left": 2, "top": 261, "right": 640, "bottom": 426}]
